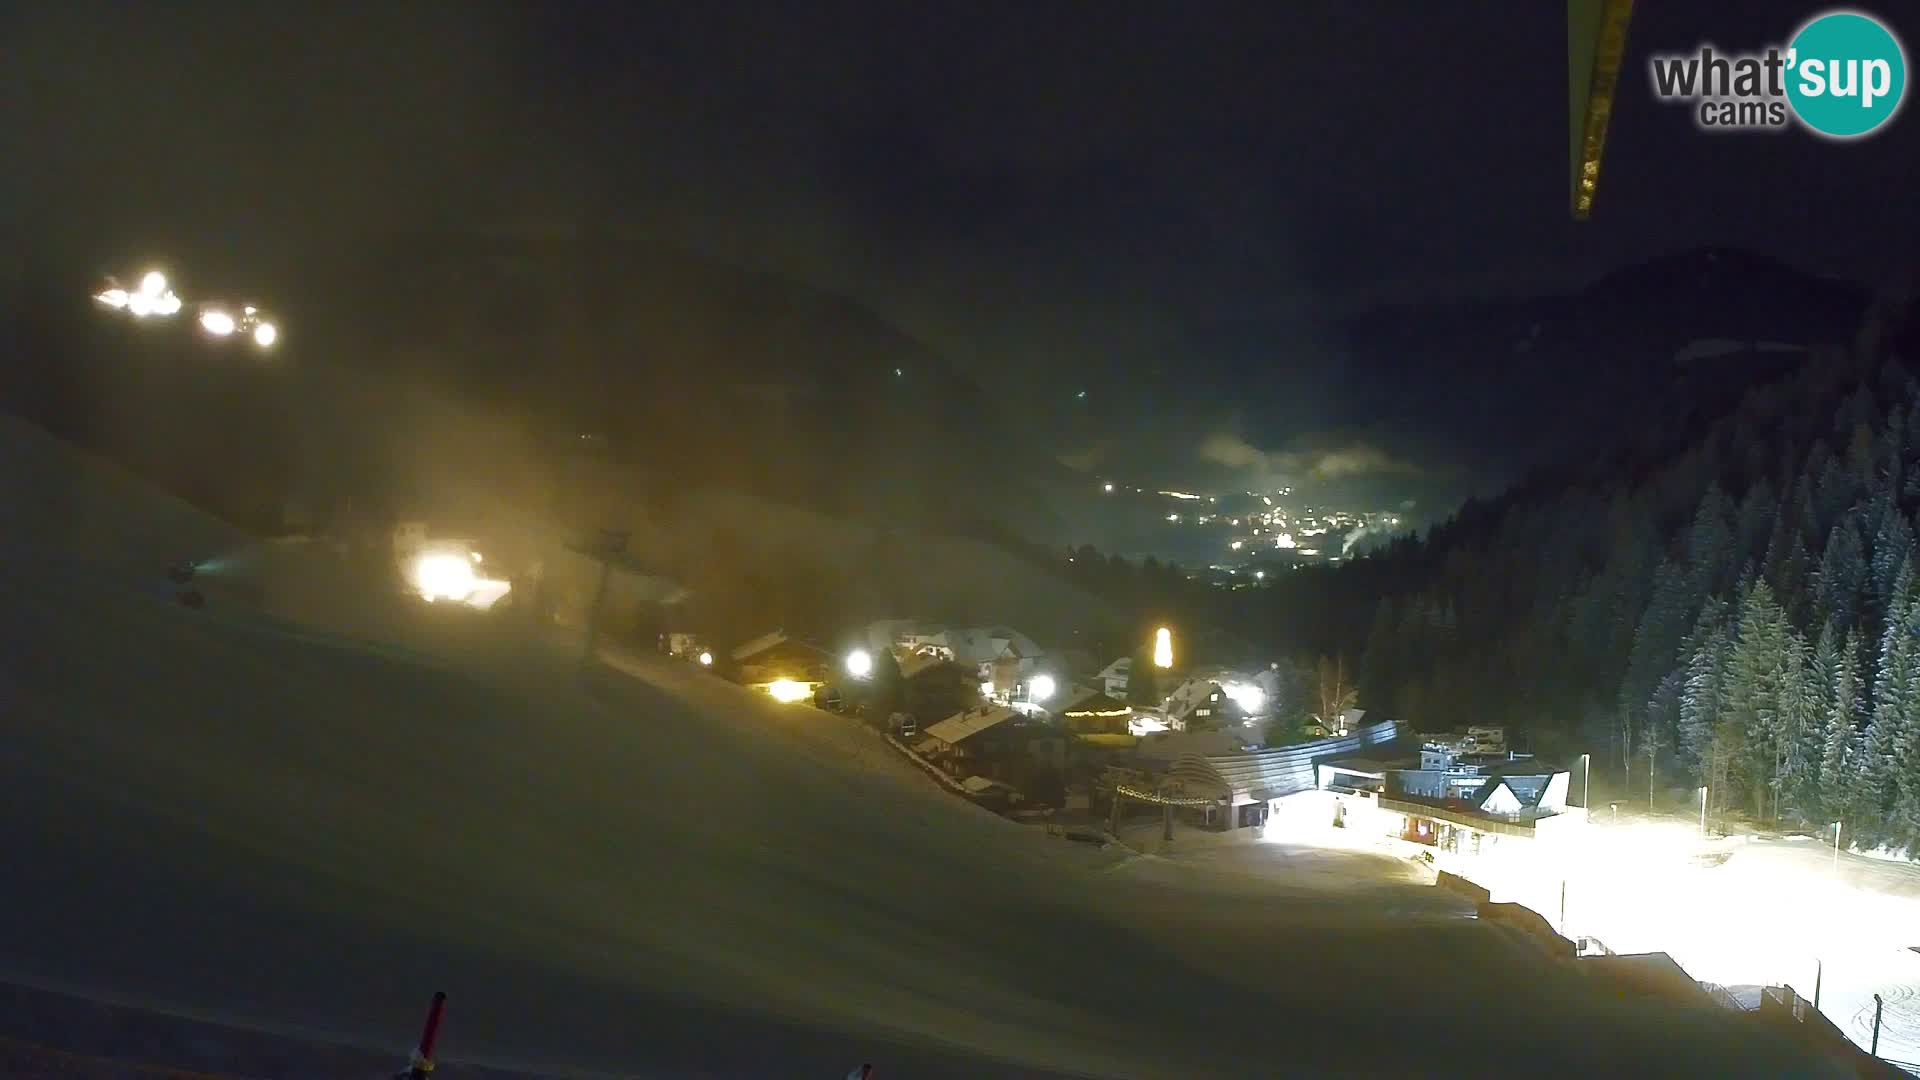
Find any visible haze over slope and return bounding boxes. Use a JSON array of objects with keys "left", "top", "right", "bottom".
[{"left": 0, "top": 416, "right": 1830, "bottom": 1077}]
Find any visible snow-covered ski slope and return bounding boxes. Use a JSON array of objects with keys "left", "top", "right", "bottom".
[{"left": 0, "top": 416, "right": 1835, "bottom": 1077}]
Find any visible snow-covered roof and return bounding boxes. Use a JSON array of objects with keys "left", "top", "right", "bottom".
[
  {"left": 899, "top": 651, "right": 967, "bottom": 680},
  {"left": 731, "top": 630, "right": 789, "bottom": 662},
  {"left": 1162, "top": 677, "right": 1227, "bottom": 722},
  {"left": 1134, "top": 729, "right": 1251, "bottom": 764},
  {"left": 1476, "top": 778, "right": 1528, "bottom": 816},
  {"left": 1165, "top": 720, "right": 1403, "bottom": 802},
  {"left": 924, "top": 704, "right": 1019, "bottom": 746},
  {"left": 928, "top": 625, "right": 1043, "bottom": 665},
  {"left": 961, "top": 775, "right": 1017, "bottom": 795},
  {"left": 1058, "top": 688, "right": 1130, "bottom": 718}
]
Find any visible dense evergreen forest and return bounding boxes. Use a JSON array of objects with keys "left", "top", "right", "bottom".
[
  {"left": 1054, "top": 280, "right": 1920, "bottom": 854},
  {"left": 1330, "top": 282, "right": 1920, "bottom": 852}
]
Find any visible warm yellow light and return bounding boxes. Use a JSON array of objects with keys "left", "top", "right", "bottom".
[
  {"left": 1153, "top": 627, "right": 1173, "bottom": 669},
  {"left": 767, "top": 679, "right": 810, "bottom": 703},
  {"left": 413, "top": 553, "right": 476, "bottom": 602}
]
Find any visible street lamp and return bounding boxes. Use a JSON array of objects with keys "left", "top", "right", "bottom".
[
  {"left": 697, "top": 650, "right": 713, "bottom": 667},
  {"left": 845, "top": 648, "right": 873, "bottom": 679},
  {"left": 1029, "top": 672, "right": 1056, "bottom": 703}
]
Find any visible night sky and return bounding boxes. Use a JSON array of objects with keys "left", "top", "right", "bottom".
[{"left": 5, "top": 1, "right": 1916, "bottom": 506}]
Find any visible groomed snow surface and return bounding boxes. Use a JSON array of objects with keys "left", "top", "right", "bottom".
[{"left": 0, "top": 415, "right": 1841, "bottom": 1077}]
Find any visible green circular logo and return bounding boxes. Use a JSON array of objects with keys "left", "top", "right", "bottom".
[{"left": 1786, "top": 11, "right": 1907, "bottom": 138}]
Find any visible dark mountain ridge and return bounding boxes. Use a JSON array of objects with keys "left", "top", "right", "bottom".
[{"left": 1334, "top": 246, "right": 1871, "bottom": 496}]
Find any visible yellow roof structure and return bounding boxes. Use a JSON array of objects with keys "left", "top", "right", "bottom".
[{"left": 1568, "top": 0, "right": 1638, "bottom": 220}]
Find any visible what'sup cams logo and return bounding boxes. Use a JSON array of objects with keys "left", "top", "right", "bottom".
[{"left": 1650, "top": 9, "right": 1906, "bottom": 137}]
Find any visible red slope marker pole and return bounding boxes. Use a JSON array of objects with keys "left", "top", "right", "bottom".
[{"left": 405, "top": 991, "right": 447, "bottom": 1079}]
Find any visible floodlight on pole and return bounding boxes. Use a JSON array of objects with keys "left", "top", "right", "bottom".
[
  {"left": 845, "top": 648, "right": 873, "bottom": 679},
  {"left": 1153, "top": 626, "right": 1173, "bottom": 669},
  {"left": 1029, "top": 673, "right": 1056, "bottom": 703}
]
